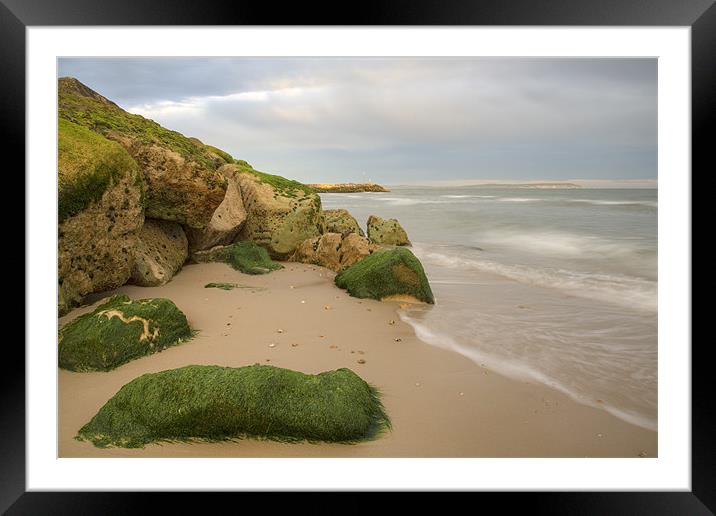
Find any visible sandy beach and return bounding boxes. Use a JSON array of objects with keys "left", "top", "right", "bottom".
[{"left": 58, "top": 261, "right": 657, "bottom": 458}]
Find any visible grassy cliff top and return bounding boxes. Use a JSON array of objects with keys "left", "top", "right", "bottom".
[
  {"left": 58, "top": 118, "right": 141, "bottom": 223},
  {"left": 58, "top": 77, "right": 232, "bottom": 171},
  {"left": 76, "top": 364, "right": 390, "bottom": 447}
]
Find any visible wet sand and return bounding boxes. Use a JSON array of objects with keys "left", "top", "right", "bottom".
[{"left": 59, "top": 262, "right": 657, "bottom": 457}]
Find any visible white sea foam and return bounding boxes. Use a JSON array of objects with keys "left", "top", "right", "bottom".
[
  {"left": 571, "top": 199, "right": 658, "bottom": 208},
  {"left": 414, "top": 246, "right": 657, "bottom": 312},
  {"left": 497, "top": 197, "right": 543, "bottom": 202},
  {"left": 399, "top": 313, "right": 658, "bottom": 431}
]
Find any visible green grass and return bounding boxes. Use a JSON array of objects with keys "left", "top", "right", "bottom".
[
  {"left": 58, "top": 294, "right": 194, "bottom": 372},
  {"left": 76, "top": 364, "right": 390, "bottom": 448},
  {"left": 59, "top": 77, "right": 223, "bottom": 172},
  {"left": 205, "top": 145, "right": 235, "bottom": 164},
  {"left": 334, "top": 247, "right": 435, "bottom": 304},
  {"left": 218, "top": 241, "right": 284, "bottom": 274},
  {"left": 58, "top": 118, "right": 142, "bottom": 223},
  {"left": 232, "top": 161, "right": 316, "bottom": 198}
]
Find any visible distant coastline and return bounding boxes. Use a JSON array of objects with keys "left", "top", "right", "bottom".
[{"left": 309, "top": 183, "right": 390, "bottom": 193}]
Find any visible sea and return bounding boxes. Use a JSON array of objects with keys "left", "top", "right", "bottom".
[{"left": 320, "top": 186, "right": 658, "bottom": 431}]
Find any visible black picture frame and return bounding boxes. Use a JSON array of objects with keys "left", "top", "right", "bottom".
[{"left": 3, "top": 0, "right": 710, "bottom": 512}]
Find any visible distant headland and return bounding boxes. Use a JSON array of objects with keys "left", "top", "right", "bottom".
[{"left": 309, "top": 183, "right": 390, "bottom": 193}]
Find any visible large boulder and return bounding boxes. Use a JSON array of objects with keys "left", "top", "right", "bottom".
[
  {"left": 130, "top": 219, "right": 188, "bottom": 286},
  {"left": 76, "top": 364, "right": 390, "bottom": 448},
  {"left": 291, "top": 232, "right": 378, "bottom": 272},
  {"left": 334, "top": 247, "right": 434, "bottom": 304},
  {"left": 184, "top": 176, "right": 247, "bottom": 251},
  {"left": 58, "top": 77, "right": 229, "bottom": 229},
  {"left": 59, "top": 294, "right": 194, "bottom": 372},
  {"left": 58, "top": 119, "right": 144, "bottom": 315},
  {"left": 323, "top": 209, "right": 364, "bottom": 236},
  {"left": 366, "top": 215, "right": 411, "bottom": 246},
  {"left": 223, "top": 163, "right": 324, "bottom": 259}
]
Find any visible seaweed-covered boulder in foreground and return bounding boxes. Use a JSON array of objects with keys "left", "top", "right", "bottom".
[
  {"left": 334, "top": 247, "right": 434, "bottom": 304},
  {"left": 59, "top": 294, "right": 193, "bottom": 372},
  {"left": 130, "top": 219, "right": 188, "bottom": 286},
  {"left": 323, "top": 209, "right": 365, "bottom": 237},
  {"left": 58, "top": 118, "right": 145, "bottom": 315},
  {"left": 191, "top": 240, "right": 282, "bottom": 275},
  {"left": 366, "top": 215, "right": 411, "bottom": 246},
  {"left": 76, "top": 364, "right": 390, "bottom": 448},
  {"left": 223, "top": 163, "right": 324, "bottom": 259},
  {"left": 290, "top": 232, "right": 378, "bottom": 272}
]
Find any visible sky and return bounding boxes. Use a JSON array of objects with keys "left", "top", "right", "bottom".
[{"left": 58, "top": 57, "right": 657, "bottom": 185}]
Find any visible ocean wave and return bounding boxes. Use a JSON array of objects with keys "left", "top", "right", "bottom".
[
  {"left": 571, "top": 199, "right": 658, "bottom": 208},
  {"left": 413, "top": 246, "right": 657, "bottom": 312},
  {"left": 474, "top": 229, "right": 653, "bottom": 263},
  {"left": 497, "top": 197, "right": 543, "bottom": 202},
  {"left": 398, "top": 314, "right": 657, "bottom": 431},
  {"left": 440, "top": 194, "right": 497, "bottom": 199}
]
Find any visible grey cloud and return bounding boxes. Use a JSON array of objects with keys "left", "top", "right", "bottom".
[{"left": 58, "top": 57, "right": 656, "bottom": 183}]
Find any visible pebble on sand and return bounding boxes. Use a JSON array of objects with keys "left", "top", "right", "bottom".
[
  {"left": 291, "top": 343, "right": 299, "bottom": 347},
  {"left": 277, "top": 329, "right": 284, "bottom": 333},
  {"left": 357, "top": 359, "right": 366, "bottom": 364},
  {"left": 394, "top": 338, "right": 402, "bottom": 342},
  {"left": 268, "top": 343, "right": 276, "bottom": 348}
]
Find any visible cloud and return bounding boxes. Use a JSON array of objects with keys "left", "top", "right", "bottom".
[{"left": 58, "top": 57, "right": 657, "bottom": 183}]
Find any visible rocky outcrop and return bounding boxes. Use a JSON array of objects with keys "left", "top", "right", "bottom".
[
  {"left": 323, "top": 209, "right": 364, "bottom": 237},
  {"left": 184, "top": 176, "right": 247, "bottom": 251},
  {"left": 59, "top": 77, "right": 228, "bottom": 229},
  {"left": 309, "top": 183, "right": 389, "bottom": 193},
  {"left": 129, "top": 219, "right": 188, "bottom": 286},
  {"left": 291, "top": 233, "right": 378, "bottom": 272},
  {"left": 223, "top": 164, "right": 324, "bottom": 259},
  {"left": 58, "top": 119, "right": 144, "bottom": 315},
  {"left": 366, "top": 215, "right": 411, "bottom": 246},
  {"left": 334, "top": 247, "right": 434, "bottom": 304}
]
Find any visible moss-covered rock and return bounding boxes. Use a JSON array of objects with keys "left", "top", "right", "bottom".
[
  {"left": 323, "top": 209, "right": 365, "bottom": 237},
  {"left": 191, "top": 241, "right": 282, "bottom": 275},
  {"left": 222, "top": 163, "right": 323, "bottom": 259},
  {"left": 130, "top": 219, "right": 188, "bottom": 286},
  {"left": 58, "top": 294, "right": 193, "bottom": 372},
  {"left": 58, "top": 77, "right": 227, "bottom": 228},
  {"left": 58, "top": 119, "right": 144, "bottom": 314},
  {"left": 366, "top": 215, "right": 411, "bottom": 246},
  {"left": 76, "top": 364, "right": 390, "bottom": 448},
  {"left": 334, "top": 247, "right": 434, "bottom": 303},
  {"left": 184, "top": 176, "right": 247, "bottom": 251},
  {"left": 291, "top": 232, "right": 378, "bottom": 272}
]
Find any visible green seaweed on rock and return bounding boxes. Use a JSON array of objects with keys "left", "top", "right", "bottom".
[
  {"left": 76, "top": 364, "right": 391, "bottom": 448},
  {"left": 58, "top": 294, "right": 193, "bottom": 372}
]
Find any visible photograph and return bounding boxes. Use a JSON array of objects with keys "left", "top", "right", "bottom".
[{"left": 56, "top": 56, "right": 659, "bottom": 459}]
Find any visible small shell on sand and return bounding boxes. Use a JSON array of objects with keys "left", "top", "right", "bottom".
[
  {"left": 394, "top": 338, "right": 402, "bottom": 342},
  {"left": 324, "top": 305, "right": 331, "bottom": 310},
  {"left": 277, "top": 329, "right": 284, "bottom": 333},
  {"left": 389, "top": 320, "right": 395, "bottom": 325},
  {"left": 459, "top": 392, "right": 464, "bottom": 396},
  {"left": 329, "top": 344, "right": 338, "bottom": 349},
  {"left": 415, "top": 382, "right": 421, "bottom": 387},
  {"left": 268, "top": 343, "right": 276, "bottom": 348},
  {"left": 291, "top": 343, "right": 298, "bottom": 347},
  {"left": 357, "top": 359, "right": 366, "bottom": 364},
  {"left": 301, "top": 300, "right": 306, "bottom": 304}
]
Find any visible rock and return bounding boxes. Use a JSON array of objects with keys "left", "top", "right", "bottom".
[
  {"left": 223, "top": 164, "right": 323, "bottom": 259},
  {"left": 58, "top": 294, "right": 193, "bottom": 371},
  {"left": 184, "top": 176, "right": 247, "bottom": 251},
  {"left": 334, "top": 247, "right": 435, "bottom": 304},
  {"left": 308, "top": 183, "right": 390, "bottom": 193},
  {"left": 191, "top": 241, "right": 282, "bottom": 275},
  {"left": 59, "top": 77, "right": 229, "bottom": 229},
  {"left": 129, "top": 219, "right": 188, "bottom": 286},
  {"left": 323, "top": 209, "right": 364, "bottom": 236},
  {"left": 366, "top": 215, "right": 411, "bottom": 246},
  {"left": 75, "top": 365, "right": 390, "bottom": 448},
  {"left": 290, "top": 232, "right": 379, "bottom": 272},
  {"left": 58, "top": 119, "right": 144, "bottom": 315}
]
